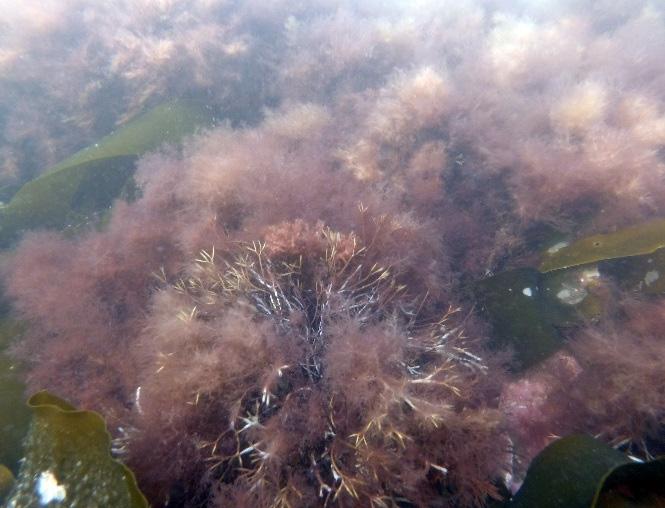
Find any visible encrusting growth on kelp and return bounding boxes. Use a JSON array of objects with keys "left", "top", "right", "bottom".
[{"left": 129, "top": 217, "right": 505, "bottom": 507}]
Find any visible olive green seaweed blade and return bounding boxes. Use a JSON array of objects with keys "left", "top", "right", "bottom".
[
  {"left": 509, "top": 435, "right": 629, "bottom": 508},
  {"left": 0, "top": 465, "right": 14, "bottom": 504},
  {"left": 593, "top": 458, "right": 665, "bottom": 507},
  {"left": 0, "top": 318, "right": 30, "bottom": 476},
  {"left": 509, "top": 434, "right": 665, "bottom": 508},
  {"left": 0, "top": 155, "right": 138, "bottom": 246},
  {"left": 475, "top": 268, "right": 573, "bottom": 370},
  {"left": 0, "top": 98, "right": 216, "bottom": 247},
  {"left": 4, "top": 391, "right": 147, "bottom": 508},
  {"left": 540, "top": 218, "right": 665, "bottom": 273},
  {"left": 46, "top": 98, "right": 216, "bottom": 174}
]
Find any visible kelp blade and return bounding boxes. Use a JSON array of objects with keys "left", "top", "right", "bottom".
[
  {"left": 475, "top": 268, "right": 581, "bottom": 370},
  {"left": 0, "top": 155, "right": 137, "bottom": 246},
  {"left": 509, "top": 435, "right": 630, "bottom": 508},
  {"left": 0, "top": 318, "right": 30, "bottom": 475},
  {"left": 593, "top": 458, "right": 665, "bottom": 507},
  {"left": 4, "top": 391, "right": 147, "bottom": 507},
  {"left": 0, "top": 99, "right": 215, "bottom": 247},
  {"left": 46, "top": 99, "right": 215, "bottom": 173},
  {"left": 602, "top": 247, "right": 665, "bottom": 296},
  {"left": 510, "top": 435, "right": 665, "bottom": 508},
  {"left": 540, "top": 218, "right": 665, "bottom": 273},
  {"left": 0, "top": 464, "right": 14, "bottom": 503}
]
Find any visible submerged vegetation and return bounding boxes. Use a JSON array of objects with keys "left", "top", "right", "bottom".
[
  {"left": 509, "top": 435, "right": 665, "bottom": 508},
  {"left": 0, "top": 99, "right": 216, "bottom": 247},
  {"left": 130, "top": 219, "right": 502, "bottom": 506},
  {"left": 4, "top": 391, "right": 147, "bottom": 507},
  {"left": 539, "top": 218, "right": 665, "bottom": 273},
  {"left": 1, "top": 0, "right": 665, "bottom": 506}
]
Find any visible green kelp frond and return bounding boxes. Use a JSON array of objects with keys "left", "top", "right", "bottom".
[
  {"left": 0, "top": 318, "right": 30, "bottom": 475},
  {"left": 0, "top": 464, "right": 14, "bottom": 504},
  {"left": 0, "top": 99, "right": 216, "bottom": 247},
  {"left": 540, "top": 218, "right": 665, "bottom": 273},
  {"left": 4, "top": 391, "right": 147, "bottom": 508},
  {"left": 475, "top": 267, "right": 604, "bottom": 370},
  {"left": 46, "top": 99, "right": 216, "bottom": 174},
  {"left": 510, "top": 435, "right": 665, "bottom": 508}
]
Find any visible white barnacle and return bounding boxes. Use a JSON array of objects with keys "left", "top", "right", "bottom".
[
  {"left": 36, "top": 471, "right": 66, "bottom": 505},
  {"left": 547, "top": 241, "right": 569, "bottom": 254},
  {"left": 556, "top": 284, "right": 587, "bottom": 305},
  {"left": 644, "top": 270, "right": 660, "bottom": 286}
]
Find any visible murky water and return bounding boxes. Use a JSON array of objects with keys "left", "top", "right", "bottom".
[{"left": 1, "top": 1, "right": 664, "bottom": 506}]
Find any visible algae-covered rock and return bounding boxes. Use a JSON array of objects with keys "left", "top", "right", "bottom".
[
  {"left": 0, "top": 99, "right": 216, "bottom": 247},
  {"left": 509, "top": 435, "right": 665, "bottom": 508},
  {"left": 4, "top": 391, "right": 147, "bottom": 508}
]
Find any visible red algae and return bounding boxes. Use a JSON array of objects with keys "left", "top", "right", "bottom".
[{"left": 2, "top": 1, "right": 665, "bottom": 506}]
